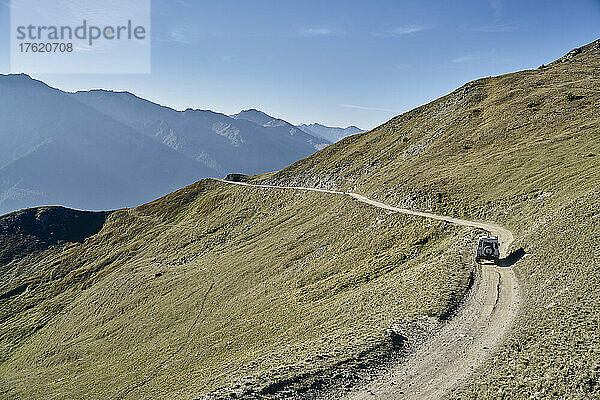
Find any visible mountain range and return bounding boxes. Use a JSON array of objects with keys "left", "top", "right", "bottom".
[
  {"left": 0, "top": 75, "right": 363, "bottom": 215},
  {"left": 231, "top": 110, "right": 364, "bottom": 143},
  {"left": 297, "top": 123, "right": 364, "bottom": 142}
]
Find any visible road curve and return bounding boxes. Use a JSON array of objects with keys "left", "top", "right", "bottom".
[{"left": 211, "top": 178, "right": 520, "bottom": 399}]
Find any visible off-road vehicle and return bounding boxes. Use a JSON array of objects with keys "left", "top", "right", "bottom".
[
  {"left": 224, "top": 173, "right": 249, "bottom": 182},
  {"left": 476, "top": 236, "right": 500, "bottom": 264}
]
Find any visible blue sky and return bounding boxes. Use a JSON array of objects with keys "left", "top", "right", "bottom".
[{"left": 1, "top": 0, "right": 599, "bottom": 129}]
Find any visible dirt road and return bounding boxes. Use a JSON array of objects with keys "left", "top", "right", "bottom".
[{"left": 212, "top": 178, "right": 520, "bottom": 399}]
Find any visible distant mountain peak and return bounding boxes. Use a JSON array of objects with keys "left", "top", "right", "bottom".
[
  {"left": 231, "top": 109, "right": 279, "bottom": 126},
  {"left": 76, "top": 88, "right": 146, "bottom": 100},
  {"left": 300, "top": 122, "right": 362, "bottom": 130},
  {"left": 240, "top": 108, "right": 266, "bottom": 114},
  {"left": 230, "top": 109, "right": 331, "bottom": 149},
  {"left": 297, "top": 123, "right": 365, "bottom": 143},
  {"left": 0, "top": 73, "right": 54, "bottom": 90},
  {"left": 1, "top": 73, "right": 32, "bottom": 79}
]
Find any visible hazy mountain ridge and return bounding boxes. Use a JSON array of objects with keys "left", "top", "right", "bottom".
[
  {"left": 0, "top": 75, "right": 333, "bottom": 214},
  {"left": 0, "top": 75, "right": 210, "bottom": 214},
  {"left": 72, "top": 93, "right": 330, "bottom": 172},
  {"left": 231, "top": 108, "right": 331, "bottom": 150},
  {"left": 297, "top": 123, "right": 365, "bottom": 142}
]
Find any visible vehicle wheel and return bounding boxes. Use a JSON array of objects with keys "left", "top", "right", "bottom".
[{"left": 483, "top": 246, "right": 494, "bottom": 257}]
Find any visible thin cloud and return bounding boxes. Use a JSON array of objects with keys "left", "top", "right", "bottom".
[
  {"left": 452, "top": 54, "right": 478, "bottom": 64},
  {"left": 168, "top": 29, "right": 191, "bottom": 44},
  {"left": 74, "top": 44, "right": 94, "bottom": 52},
  {"left": 490, "top": 0, "right": 503, "bottom": 20},
  {"left": 298, "top": 27, "right": 334, "bottom": 37},
  {"left": 390, "top": 25, "right": 429, "bottom": 35},
  {"left": 172, "top": 0, "right": 194, "bottom": 7},
  {"left": 339, "top": 103, "right": 400, "bottom": 113},
  {"left": 375, "top": 25, "right": 430, "bottom": 36},
  {"left": 470, "top": 23, "right": 516, "bottom": 33},
  {"left": 218, "top": 55, "right": 234, "bottom": 63},
  {"left": 464, "top": 0, "right": 515, "bottom": 34},
  {"left": 452, "top": 51, "right": 496, "bottom": 64}
]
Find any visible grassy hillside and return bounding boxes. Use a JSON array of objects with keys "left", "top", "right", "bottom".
[
  {"left": 0, "top": 180, "right": 473, "bottom": 398},
  {"left": 259, "top": 39, "right": 600, "bottom": 398},
  {"left": 2, "top": 39, "right": 599, "bottom": 399}
]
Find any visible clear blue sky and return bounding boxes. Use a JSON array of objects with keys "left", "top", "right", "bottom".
[{"left": 1, "top": 0, "right": 599, "bottom": 129}]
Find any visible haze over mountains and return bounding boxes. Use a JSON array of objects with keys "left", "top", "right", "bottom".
[
  {"left": 0, "top": 74, "right": 362, "bottom": 215},
  {"left": 297, "top": 123, "right": 365, "bottom": 143},
  {"left": 231, "top": 110, "right": 364, "bottom": 144},
  {"left": 230, "top": 109, "right": 330, "bottom": 151}
]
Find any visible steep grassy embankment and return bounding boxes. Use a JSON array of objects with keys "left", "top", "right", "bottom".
[
  {"left": 258, "top": 39, "right": 600, "bottom": 398},
  {"left": 2, "top": 39, "right": 599, "bottom": 399},
  {"left": 0, "top": 180, "right": 473, "bottom": 398}
]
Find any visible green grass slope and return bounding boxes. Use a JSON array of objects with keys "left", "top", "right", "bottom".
[
  {"left": 0, "top": 180, "right": 473, "bottom": 398},
  {"left": 259, "top": 39, "right": 600, "bottom": 398},
  {"left": 2, "top": 39, "right": 599, "bottom": 399}
]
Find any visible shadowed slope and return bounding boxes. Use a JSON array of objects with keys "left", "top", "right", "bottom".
[{"left": 0, "top": 207, "right": 109, "bottom": 266}]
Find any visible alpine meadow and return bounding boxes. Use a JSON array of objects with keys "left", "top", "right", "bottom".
[{"left": 1, "top": 36, "right": 600, "bottom": 399}]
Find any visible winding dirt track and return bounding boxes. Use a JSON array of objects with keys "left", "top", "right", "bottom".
[{"left": 212, "top": 179, "right": 520, "bottom": 399}]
